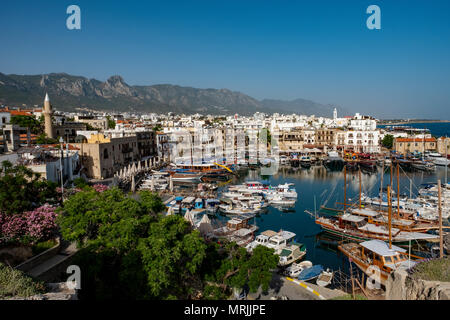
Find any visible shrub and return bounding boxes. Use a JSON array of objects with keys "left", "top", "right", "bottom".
[
  {"left": 0, "top": 205, "right": 59, "bottom": 246},
  {"left": 0, "top": 263, "right": 46, "bottom": 299}
]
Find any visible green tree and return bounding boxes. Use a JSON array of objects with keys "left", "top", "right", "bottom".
[
  {"left": 35, "top": 133, "right": 58, "bottom": 145},
  {"left": 0, "top": 162, "right": 57, "bottom": 215},
  {"left": 58, "top": 187, "right": 155, "bottom": 249},
  {"left": 58, "top": 187, "right": 280, "bottom": 300},
  {"left": 137, "top": 215, "right": 207, "bottom": 298},
  {"left": 10, "top": 115, "right": 42, "bottom": 134},
  {"left": 73, "top": 177, "right": 89, "bottom": 189},
  {"left": 382, "top": 134, "right": 394, "bottom": 149},
  {"left": 106, "top": 116, "right": 116, "bottom": 129},
  {"left": 208, "top": 243, "right": 278, "bottom": 295}
]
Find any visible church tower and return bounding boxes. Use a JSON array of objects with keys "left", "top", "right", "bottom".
[{"left": 43, "top": 93, "right": 54, "bottom": 139}]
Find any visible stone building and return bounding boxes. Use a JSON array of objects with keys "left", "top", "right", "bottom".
[
  {"left": 437, "top": 137, "right": 450, "bottom": 156},
  {"left": 394, "top": 137, "right": 437, "bottom": 154},
  {"left": 316, "top": 128, "right": 336, "bottom": 147},
  {"left": 73, "top": 133, "right": 141, "bottom": 179}
]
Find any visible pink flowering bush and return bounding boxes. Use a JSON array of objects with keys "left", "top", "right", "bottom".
[
  {"left": 0, "top": 205, "right": 59, "bottom": 246},
  {"left": 92, "top": 184, "right": 109, "bottom": 193}
]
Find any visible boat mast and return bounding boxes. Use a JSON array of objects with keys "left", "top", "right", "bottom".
[
  {"left": 387, "top": 185, "right": 392, "bottom": 249},
  {"left": 380, "top": 160, "right": 384, "bottom": 211},
  {"left": 359, "top": 167, "right": 362, "bottom": 209},
  {"left": 344, "top": 165, "right": 347, "bottom": 213},
  {"left": 438, "top": 179, "right": 443, "bottom": 258},
  {"left": 445, "top": 137, "right": 448, "bottom": 185},
  {"left": 397, "top": 162, "right": 400, "bottom": 219}
]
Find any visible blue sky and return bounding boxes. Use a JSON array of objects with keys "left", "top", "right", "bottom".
[{"left": 1, "top": 0, "right": 450, "bottom": 119}]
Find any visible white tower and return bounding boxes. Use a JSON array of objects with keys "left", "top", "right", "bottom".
[{"left": 333, "top": 108, "right": 337, "bottom": 120}]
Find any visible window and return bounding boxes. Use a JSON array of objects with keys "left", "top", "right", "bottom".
[
  {"left": 103, "top": 148, "right": 109, "bottom": 159},
  {"left": 384, "top": 256, "right": 393, "bottom": 263}
]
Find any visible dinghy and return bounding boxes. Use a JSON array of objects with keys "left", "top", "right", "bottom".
[{"left": 316, "top": 268, "right": 333, "bottom": 287}]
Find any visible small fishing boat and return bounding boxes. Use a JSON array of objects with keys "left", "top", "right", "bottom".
[
  {"left": 278, "top": 243, "right": 307, "bottom": 267},
  {"left": 316, "top": 268, "right": 334, "bottom": 287},
  {"left": 298, "top": 265, "right": 324, "bottom": 282}
]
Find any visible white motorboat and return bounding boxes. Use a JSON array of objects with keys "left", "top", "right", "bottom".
[
  {"left": 268, "top": 195, "right": 296, "bottom": 207},
  {"left": 264, "top": 183, "right": 298, "bottom": 200},
  {"left": 246, "top": 233, "right": 271, "bottom": 252},
  {"left": 433, "top": 157, "right": 450, "bottom": 166},
  {"left": 266, "top": 231, "right": 296, "bottom": 254},
  {"left": 278, "top": 243, "right": 307, "bottom": 267},
  {"left": 284, "top": 260, "right": 312, "bottom": 278}
]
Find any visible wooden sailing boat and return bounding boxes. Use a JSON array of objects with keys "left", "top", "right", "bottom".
[
  {"left": 315, "top": 171, "right": 440, "bottom": 243},
  {"left": 338, "top": 186, "right": 424, "bottom": 287}
]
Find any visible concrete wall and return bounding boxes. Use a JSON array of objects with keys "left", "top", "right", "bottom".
[{"left": 15, "top": 239, "right": 61, "bottom": 272}]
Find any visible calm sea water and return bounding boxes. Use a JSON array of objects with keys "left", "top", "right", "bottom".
[
  {"left": 221, "top": 165, "right": 449, "bottom": 273},
  {"left": 379, "top": 122, "right": 450, "bottom": 137}
]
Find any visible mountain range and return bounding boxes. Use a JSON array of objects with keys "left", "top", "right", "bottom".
[{"left": 0, "top": 72, "right": 345, "bottom": 117}]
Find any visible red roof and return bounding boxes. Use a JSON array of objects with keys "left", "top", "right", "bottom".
[
  {"left": 396, "top": 138, "right": 436, "bottom": 143},
  {"left": 10, "top": 110, "right": 33, "bottom": 116},
  {"left": 40, "top": 144, "right": 80, "bottom": 151}
]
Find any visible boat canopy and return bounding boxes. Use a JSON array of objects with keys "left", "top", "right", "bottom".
[
  {"left": 261, "top": 230, "right": 278, "bottom": 238},
  {"left": 360, "top": 240, "right": 406, "bottom": 257},
  {"left": 341, "top": 214, "right": 366, "bottom": 223},
  {"left": 279, "top": 230, "right": 296, "bottom": 241},
  {"left": 182, "top": 197, "right": 196, "bottom": 203},
  {"left": 351, "top": 208, "right": 380, "bottom": 217},
  {"left": 280, "top": 249, "right": 292, "bottom": 257}
]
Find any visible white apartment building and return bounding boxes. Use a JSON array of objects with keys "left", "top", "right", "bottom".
[
  {"left": 342, "top": 130, "right": 380, "bottom": 153},
  {"left": 349, "top": 113, "right": 377, "bottom": 131}
]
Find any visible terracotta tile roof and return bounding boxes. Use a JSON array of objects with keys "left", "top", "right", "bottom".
[
  {"left": 9, "top": 110, "right": 33, "bottom": 116},
  {"left": 395, "top": 138, "right": 436, "bottom": 143},
  {"left": 39, "top": 144, "right": 80, "bottom": 151}
]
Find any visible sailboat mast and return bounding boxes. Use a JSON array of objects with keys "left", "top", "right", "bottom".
[
  {"left": 387, "top": 185, "right": 392, "bottom": 249},
  {"left": 344, "top": 165, "right": 347, "bottom": 213},
  {"left": 397, "top": 162, "right": 400, "bottom": 219},
  {"left": 359, "top": 168, "right": 362, "bottom": 209},
  {"left": 380, "top": 161, "right": 384, "bottom": 210},
  {"left": 438, "top": 179, "right": 443, "bottom": 258},
  {"left": 445, "top": 137, "right": 448, "bottom": 185}
]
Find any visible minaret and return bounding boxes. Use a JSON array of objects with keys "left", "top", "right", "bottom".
[
  {"left": 43, "top": 93, "right": 54, "bottom": 139},
  {"left": 333, "top": 107, "right": 337, "bottom": 120}
]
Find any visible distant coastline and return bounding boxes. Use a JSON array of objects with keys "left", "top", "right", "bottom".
[{"left": 378, "top": 120, "right": 450, "bottom": 125}]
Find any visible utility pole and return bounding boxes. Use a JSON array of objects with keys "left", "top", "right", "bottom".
[{"left": 59, "top": 136, "right": 64, "bottom": 200}]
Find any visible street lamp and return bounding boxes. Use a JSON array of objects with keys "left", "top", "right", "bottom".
[{"left": 59, "top": 136, "right": 64, "bottom": 199}]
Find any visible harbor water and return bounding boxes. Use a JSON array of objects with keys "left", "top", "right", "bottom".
[{"left": 221, "top": 164, "right": 449, "bottom": 272}]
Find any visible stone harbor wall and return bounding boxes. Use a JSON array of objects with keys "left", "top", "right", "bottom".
[{"left": 386, "top": 269, "right": 450, "bottom": 300}]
